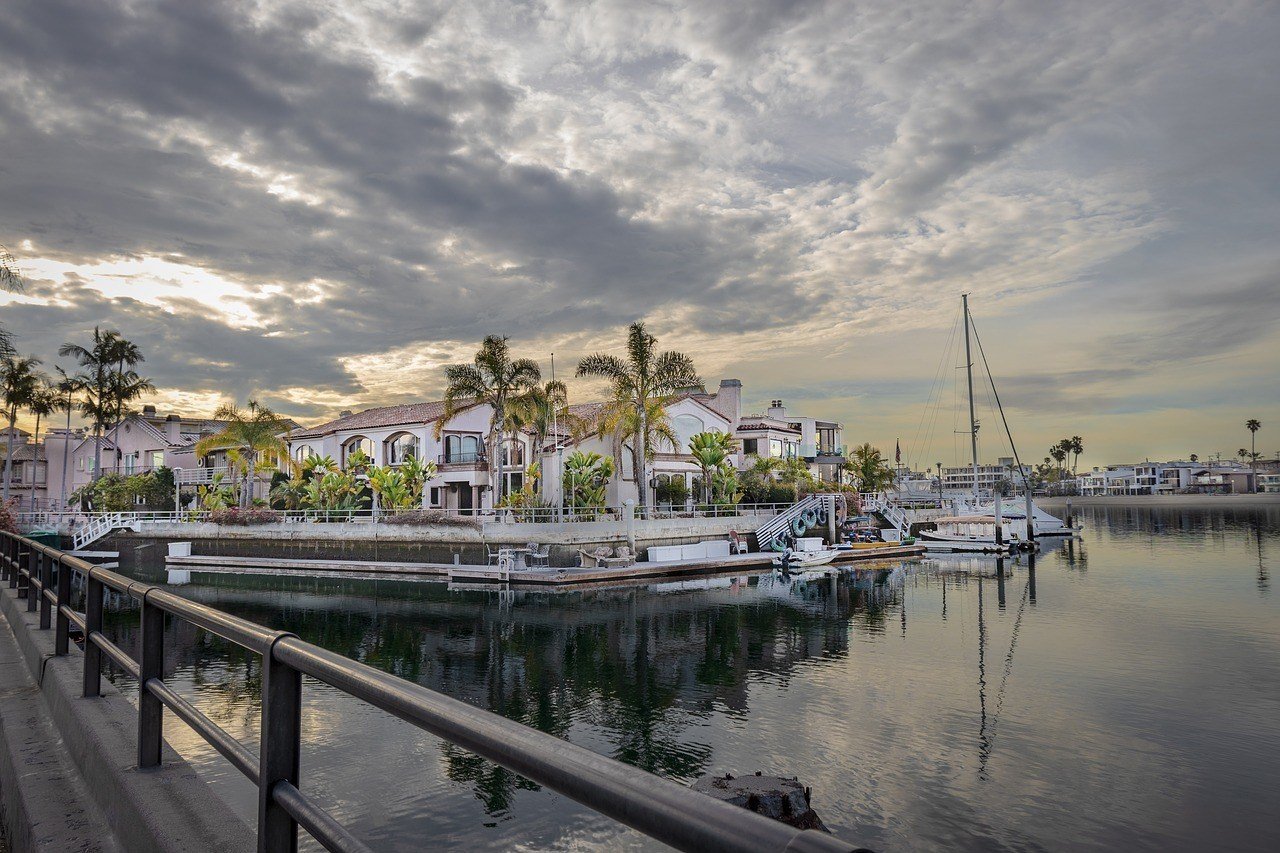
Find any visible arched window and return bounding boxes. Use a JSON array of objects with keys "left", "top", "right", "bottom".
[
  {"left": 343, "top": 436, "right": 374, "bottom": 467},
  {"left": 294, "top": 444, "right": 317, "bottom": 463},
  {"left": 672, "top": 414, "right": 704, "bottom": 452},
  {"left": 462, "top": 435, "right": 480, "bottom": 459},
  {"left": 386, "top": 433, "right": 419, "bottom": 465}
]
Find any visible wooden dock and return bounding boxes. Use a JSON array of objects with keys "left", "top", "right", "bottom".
[{"left": 165, "top": 544, "right": 925, "bottom": 587}]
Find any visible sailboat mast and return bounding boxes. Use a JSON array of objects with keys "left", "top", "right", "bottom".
[{"left": 963, "top": 294, "right": 980, "bottom": 501}]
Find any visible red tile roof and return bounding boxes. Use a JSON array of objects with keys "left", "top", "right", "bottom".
[{"left": 289, "top": 401, "right": 455, "bottom": 439}]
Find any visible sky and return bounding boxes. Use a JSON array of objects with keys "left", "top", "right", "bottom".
[{"left": 2, "top": 0, "right": 1278, "bottom": 470}]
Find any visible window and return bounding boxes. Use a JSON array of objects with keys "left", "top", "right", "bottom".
[
  {"left": 294, "top": 444, "right": 317, "bottom": 463},
  {"left": 502, "top": 440, "right": 524, "bottom": 468},
  {"left": 672, "top": 414, "right": 704, "bottom": 451},
  {"left": 152, "top": 451, "right": 165, "bottom": 468},
  {"left": 386, "top": 433, "right": 419, "bottom": 465},
  {"left": 342, "top": 436, "right": 374, "bottom": 467},
  {"left": 125, "top": 454, "right": 136, "bottom": 475},
  {"left": 429, "top": 487, "right": 441, "bottom": 507},
  {"left": 443, "top": 435, "right": 482, "bottom": 463},
  {"left": 506, "top": 472, "right": 524, "bottom": 494},
  {"left": 35, "top": 463, "right": 47, "bottom": 485},
  {"left": 769, "top": 439, "right": 783, "bottom": 458},
  {"left": 742, "top": 438, "right": 758, "bottom": 455}
]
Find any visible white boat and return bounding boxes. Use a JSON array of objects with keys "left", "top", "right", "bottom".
[
  {"left": 772, "top": 548, "right": 840, "bottom": 569},
  {"left": 918, "top": 516, "right": 1018, "bottom": 553},
  {"left": 970, "top": 498, "right": 1078, "bottom": 536}
]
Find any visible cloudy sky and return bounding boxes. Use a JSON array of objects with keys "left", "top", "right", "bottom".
[{"left": 2, "top": 0, "right": 1277, "bottom": 468}]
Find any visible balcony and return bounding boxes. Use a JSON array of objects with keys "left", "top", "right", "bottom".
[{"left": 437, "top": 451, "right": 487, "bottom": 469}]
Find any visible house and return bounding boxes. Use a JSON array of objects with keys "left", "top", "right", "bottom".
[
  {"left": 43, "top": 405, "right": 301, "bottom": 508},
  {"left": 1, "top": 427, "right": 49, "bottom": 511}
]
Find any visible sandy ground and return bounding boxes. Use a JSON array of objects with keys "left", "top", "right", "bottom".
[{"left": 1037, "top": 493, "right": 1280, "bottom": 508}]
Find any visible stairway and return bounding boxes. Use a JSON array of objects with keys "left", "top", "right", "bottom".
[
  {"left": 753, "top": 494, "right": 845, "bottom": 552},
  {"left": 72, "top": 513, "right": 135, "bottom": 551}
]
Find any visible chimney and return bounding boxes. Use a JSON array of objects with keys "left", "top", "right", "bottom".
[
  {"left": 142, "top": 404, "right": 157, "bottom": 418},
  {"left": 710, "top": 379, "right": 742, "bottom": 425},
  {"left": 165, "top": 414, "right": 182, "bottom": 443},
  {"left": 340, "top": 409, "right": 354, "bottom": 419},
  {"left": 767, "top": 399, "right": 787, "bottom": 419}
]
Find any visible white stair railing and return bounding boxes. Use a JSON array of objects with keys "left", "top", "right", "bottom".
[{"left": 753, "top": 493, "right": 845, "bottom": 552}]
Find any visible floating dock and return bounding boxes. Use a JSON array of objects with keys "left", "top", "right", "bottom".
[{"left": 165, "top": 544, "right": 925, "bottom": 587}]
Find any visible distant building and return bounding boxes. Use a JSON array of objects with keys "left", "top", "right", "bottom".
[
  {"left": 942, "top": 457, "right": 1031, "bottom": 494},
  {"left": 1, "top": 427, "right": 48, "bottom": 510}
]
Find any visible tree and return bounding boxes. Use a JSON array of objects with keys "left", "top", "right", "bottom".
[
  {"left": 25, "top": 379, "right": 60, "bottom": 511},
  {"left": 195, "top": 401, "right": 294, "bottom": 507},
  {"left": 507, "top": 379, "right": 569, "bottom": 473},
  {"left": 438, "top": 336, "right": 541, "bottom": 506},
  {"left": 576, "top": 322, "right": 699, "bottom": 515},
  {"left": 0, "top": 246, "right": 23, "bottom": 359},
  {"left": 1069, "top": 435, "right": 1084, "bottom": 473},
  {"left": 1049, "top": 441, "right": 1068, "bottom": 474},
  {"left": 2, "top": 355, "right": 42, "bottom": 501},
  {"left": 562, "top": 451, "right": 614, "bottom": 517},
  {"left": 847, "top": 443, "right": 894, "bottom": 493},
  {"left": 1246, "top": 419, "right": 1261, "bottom": 483},
  {"left": 688, "top": 431, "right": 738, "bottom": 503},
  {"left": 59, "top": 328, "right": 124, "bottom": 481},
  {"left": 104, "top": 336, "right": 144, "bottom": 434},
  {"left": 592, "top": 396, "right": 679, "bottom": 505}
]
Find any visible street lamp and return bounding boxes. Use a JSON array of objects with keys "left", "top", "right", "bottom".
[{"left": 936, "top": 461, "right": 943, "bottom": 507}]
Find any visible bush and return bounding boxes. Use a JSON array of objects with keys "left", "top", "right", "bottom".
[
  {"left": 382, "top": 510, "right": 481, "bottom": 529},
  {"left": 208, "top": 507, "right": 281, "bottom": 526}
]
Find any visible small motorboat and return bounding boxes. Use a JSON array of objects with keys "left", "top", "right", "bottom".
[{"left": 918, "top": 515, "right": 1021, "bottom": 553}]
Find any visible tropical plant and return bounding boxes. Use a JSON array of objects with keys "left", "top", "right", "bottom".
[
  {"left": 1049, "top": 441, "right": 1068, "bottom": 474},
  {"left": 59, "top": 328, "right": 129, "bottom": 481},
  {"left": 0, "top": 245, "right": 23, "bottom": 358},
  {"left": 709, "top": 464, "right": 742, "bottom": 506},
  {"left": 2, "top": 354, "right": 43, "bottom": 501},
  {"left": 343, "top": 447, "right": 374, "bottom": 476},
  {"left": 498, "top": 463, "right": 554, "bottom": 521},
  {"left": 1069, "top": 435, "right": 1084, "bottom": 473},
  {"left": 305, "top": 469, "right": 366, "bottom": 513},
  {"left": 270, "top": 476, "right": 310, "bottom": 511},
  {"left": 847, "top": 443, "right": 894, "bottom": 493},
  {"left": 777, "top": 457, "right": 817, "bottom": 493},
  {"left": 195, "top": 400, "right": 294, "bottom": 507},
  {"left": 688, "top": 431, "right": 739, "bottom": 503},
  {"left": 398, "top": 454, "right": 437, "bottom": 505},
  {"left": 438, "top": 335, "right": 542, "bottom": 505},
  {"left": 576, "top": 322, "right": 699, "bottom": 514},
  {"left": 562, "top": 450, "right": 614, "bottom": 517},
  {"left": 197, "top": 473, "right": 237, "bottom": 512},
  {"left": 507, "top": 380, "right": 569, "bottom": 469},
  {"left": 1246, "top": 419, "right": 1261, "bottom": 480}
]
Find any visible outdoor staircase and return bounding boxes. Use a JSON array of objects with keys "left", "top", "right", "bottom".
[
  {"left": 72, "top": 512, "right": 138, "bottom": 551},
  {"left": 752, "top": 493, "right": 846, "bottom": 552},
  {"left": 861, "top": 494, "right": 912, "bottom": 538}
]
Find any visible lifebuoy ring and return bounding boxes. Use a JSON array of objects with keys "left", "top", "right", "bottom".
[
  {"left": 791, "top": 516, "right": 807, "bottom": 536},
  {"left": 802, "top": 508, "right": 819, "bottom": 528}
]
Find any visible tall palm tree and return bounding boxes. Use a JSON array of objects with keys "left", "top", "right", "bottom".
[
  {"left": 195, "top": 401, "right": 295, "bottom": 507},
  {"left": 847, "top": 443, "right": 894, "bottom": 493},
  {"left": 1069, "top": 435, "right": 1084, "bottom": 474},
  {"left": 1246, "top": 419, "right": 1261, "bottom": 482},
  {"left": 576, "top": 322, "right": 699, "bottom": 514},
  {"left": 59, "top": 328, "right": 122, "bottom": 481},
  {"left": 437, "top": 336, "right": 541, "bottom": 504},
  {"left": 106, "top": 336, "right": 144, "bottom": 434},
  {"left": 25, "top": 379, "right": 59, "bottom": 511},
  {"left": 0, "top": 245, "right": 23, "bottom": 359},
  {"left": 506, "top": 378, "right": 569, "bottom": 473},
  {"left": 2, "top": 355, "right": 42, "bottom": 501},
  {"left": 1049, "top": 442, "right": 1068, "bottom": 474},
  {"left": 53, "top": 368, "right": 80, "bottom": 508}
]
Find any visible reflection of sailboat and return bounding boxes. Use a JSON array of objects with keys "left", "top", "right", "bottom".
[{"left": 976, "top": 557, "right": 1031, "bottom": 780}]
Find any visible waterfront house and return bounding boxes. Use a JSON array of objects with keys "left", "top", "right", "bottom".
[{"left": 1, "top": 427, "right": 48, "bottom": 510}]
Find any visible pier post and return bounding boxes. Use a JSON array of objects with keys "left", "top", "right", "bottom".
[
  {"left": 827, "top": 495, "right": 837, "bottom": 544},
  {"left": 1027, "top": 552, "right": 1037, "bottom": 605},
  {"left": 1024, "top": 491, "right": 1035, "bottom": 546},
  {"left": 996, "top": 557, "right": 1006, "bottom": 610},
  {"left": 1065, "top": 498, "right": 1073, "bottom": 530},
  {"left": 994, "top": 499, "right": 1004, "bottom": 550},
  {"left": 624, "top": 500, "right": 636, "bottom": 553}
]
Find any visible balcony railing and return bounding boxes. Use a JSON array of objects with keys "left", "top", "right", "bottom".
[
  {"left": 437, "top": 452, "right": 486, "bottom": 465},
  {"left": 0, "top": 531, "right": 859, "bottom": 853}
]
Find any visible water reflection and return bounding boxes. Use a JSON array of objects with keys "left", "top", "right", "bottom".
[{"left": 101, "top": 505, "right": 1280, "bottom": 852}]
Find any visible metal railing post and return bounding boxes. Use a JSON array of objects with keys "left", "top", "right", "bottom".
[
  {"left": 83, "top": 571, "right": 104, "bottom": 697},
  {"left": 258, "top": 637, "right": 302, "bottom": 853},
  {"left": 39, "top": 549, "right": 53, "bottom": 629},
  {"left": 55, "top": 556, "right": 72, "bottom": 654},
  {"left": 138, "top": 592, "right": 165, "bottom": 768},
  {"left": 27, "top": 548, "right": 38, "bottom": 610}
]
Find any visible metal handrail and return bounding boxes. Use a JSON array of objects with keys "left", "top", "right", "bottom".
[{"left": 0, "top": 531, "right": 862, "bottom": 853}]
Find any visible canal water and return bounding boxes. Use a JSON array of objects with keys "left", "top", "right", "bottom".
[{"left": 101, "top": 505, "right": 1279, "bottom": 852}]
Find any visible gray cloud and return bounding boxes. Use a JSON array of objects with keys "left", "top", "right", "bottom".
[{"left": 1, "top": 0, "right": 1277, "bottom": 464}]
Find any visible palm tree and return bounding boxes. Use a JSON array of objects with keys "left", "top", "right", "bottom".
[
  {"left": 689, "top": 431, "right": 738, "bottom": 503},
  {"left": 53, "top": 368, "right": 80, "bottom": 508},
  {"left": 0, "top": 245, "right": 23, "bottom": 359},
  {"left": 592, "top": 396, "right": 680, "bottom": 508},
  {"left": 59, "top": 328, "right": 121, "bottom": 481},
  {"left": 506, "top": 379, "right": 569, "bottom": 474},
  {"left": 105, "top": 336, "right": 144, "bottom": 434},
  {"left": 195, "top": 401, "right": 295, "bottom": 506},
  {"left": 1049, "top": 442, "right": 1068, "bottom": 475},
  {"left": 1246, "top": 419, "right": 1261, "bottom": 482},
  {"left": 2, "top": 355, "right": 42, "bottom": 501},
  {"left": 25, "top": 379, "right": 59, "bottom": 510},
  {"left": 1069, "top": 435, "right": 1084, "bottom": 473},
  {"left": 576, "top": 322, "right": 699, "bottom": 514},
  {"left": 847, "top": 443, "right": 894, "bottom": 493},
  {"left": 437, "top": 336, "right": 542, "bottom": 505}
]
